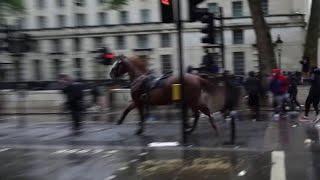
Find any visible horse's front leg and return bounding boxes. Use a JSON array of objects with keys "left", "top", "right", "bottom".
[
  {"left": 117, "top": 102, "right": 136, "bottom": 125},
  {"left": 135, "top": 105, "right": 145, "bottom": 135},
  {"left": 186, "top": 109, "right": 200, "bottom": 134}
]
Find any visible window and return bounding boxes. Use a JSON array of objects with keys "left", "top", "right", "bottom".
[
  {"left": 115, "top": 36, "right": 126, "bottom": 50},
  {"left": 233, "top": 29, "right": 244, "bottom": 44},
  {"left": 16, "top": 18, "right": 25, "bottom": 29},
  {"left": 233, "top": 52, "right": 245, "bottom": 75},
  {"left": 75, "top": 13, "right": 86, "bottom": 26},
  {"left": 57, "top": 0, "right": 65, "bottom": 7},
  {"left": 93, "top": 37, "right": 103, "bottom": 49},
  {"left": 52, "top": 59, "right": 62, "bottom": 79},
  {"left": 57, "top": 15, "right": 66, "bottom": 27},
  {"left": 73, "top": 38, "right": 81, "bottom": 51},
  {"left": 75, "top": 0, "right": 86, "bottom": 6},
  {"left": 261, "top": 0, "right": 268, "bottom": 15},
  {"left": 140, "top": 9, "right": 151, "bottom": 23},
  {"left": 161, "top": 55, "right": 173, "bottom": 74},
  {"left": 215, "top": 32, "right": 222, "bottom": 44},
  {"left": 98, "top": 12, "right": 108, "bottom": 25},
  {"left": 160, "top": 33, "right": 171, "bottom": 47},
  {"left": 208, "top": 3, "right": 219, "bottom": 15},
  {"left": 73, "top": 58, "right": 83, "bottom": 80},
  {"left": 97, "top": 0, "right": 107, "bottom": 4},
  {"left": 31, "top": 40, "right": 40, "bottom": 52},
  {"left": 33, "top": 60, "right": 42, "bottom": 80},
  {"left": 13, "top": 60, "right": 22, "bottom": 81},
  {"left": 119, "top": 11, "right": 129, "bottom": 24},
  {"left": 137, "top": 35, "right": 149, "bottom": 49},
  {"left": 232, "top": 1, "right": 243, "bottom": 17},
  {"left": 37, "top": 0, "right": 46, "bottom": 9},
  {"left": 52, "top": 39, "right": 62, "bottom": 52},
  {"left": 37, "top": 16, "right": 47, "bottom": 28}
]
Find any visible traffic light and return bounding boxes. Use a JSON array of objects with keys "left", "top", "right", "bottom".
[
  {"left": 160, "top": 0, "right": 174, "bottom": 23},
  {"left": 200, "top": 13, "right": 215, "bottom": 44},
  {"left": 189, "top": 0, "right": 206, "bottom": 22},
  {"left": 96, "top": 47, "right": 114, "bottom": 65},
  {"left": 189, "top": 0, "right": 215, "bottom": 44}
]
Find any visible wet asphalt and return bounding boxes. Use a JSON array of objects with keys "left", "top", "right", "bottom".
[{"left": 0, "top": 110, "right": 319, "bottom": 180}]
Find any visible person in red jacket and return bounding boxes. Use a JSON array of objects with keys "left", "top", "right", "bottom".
[{"left": 270, "top": 69, "right": 289, "bottom": 118}]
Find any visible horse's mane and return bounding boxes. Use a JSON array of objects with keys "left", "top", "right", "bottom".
[{"left": 127, "top": 56, "right": 149, "bottom": 74}]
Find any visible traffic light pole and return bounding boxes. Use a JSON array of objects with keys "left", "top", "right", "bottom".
[
  {"left": 174, "top": 0, "right": 188, "bottom": 145},
  {"left": 219, "top": 7, "right": 225, "bottom": 69}
]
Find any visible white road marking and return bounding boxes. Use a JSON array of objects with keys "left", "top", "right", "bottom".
[
  {"left": 118, "top": 166, "right": 128, "bottom": 171},
  {"left": 0, "top": 148, "right": 10, "bottom": 152},
  {"left": 129, "top": 159, "right": 139, "bottom": 163},
  {"left": 0, "top": 144, "right": 266, "bottom": 153},
  {"left": 104, "top": 175, "right": 116, "bottom": 180},
  {"left": 148, "top": 142, "right": 179, "bottom": 147},
  {"left": 237, "top": 170, "right": 247, "bottom": 176},
  {"left": 77, "top": 149, "right": 90, "bottom": 154},
  {"left": 138, "top": 152, "right": 148, "bottom": 156},
  {"left": 92, "top": 149, "right": 104, "bottom": 154},
  {"left": 271, "top": 151, "right": 286, "bottom": 180},
  {"left": 106, "top": 150, "right": 119, "bottom": 154}
]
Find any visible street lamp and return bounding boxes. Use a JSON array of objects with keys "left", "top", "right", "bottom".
[{"left": 275, "top": 34, "right": 283, "bottom": 69}]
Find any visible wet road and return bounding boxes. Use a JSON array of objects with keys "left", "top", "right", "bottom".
[{"left": 0, "top": 111, "right": 319, "bottom": 179}]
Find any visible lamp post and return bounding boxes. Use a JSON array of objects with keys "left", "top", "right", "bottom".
[{"left": 275, "top": 34, "right": 283, "bottom": 69}]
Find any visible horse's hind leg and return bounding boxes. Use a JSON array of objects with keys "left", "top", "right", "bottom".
[
  {"left": 117, "top": 102, "right": 135, "bottom": 125},
  {"left": 135, "top": 105, "right": 145, "bottom": 135},
  {"left": 186, "top": 108, "right": 200, "bottom": 134},
  {"left": 199, "top": 104, "right": 219, "bottom": 135}
]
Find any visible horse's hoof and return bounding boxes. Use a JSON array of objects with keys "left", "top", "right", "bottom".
[
  {"left": 116, "top": 121, "right": 122, "bottom": 125},
  {"left": 135, "top": 129, "right": 143, "bottom": 135},
  {"left": 185, "top": 128, "right": 194, "bottom": 135}
]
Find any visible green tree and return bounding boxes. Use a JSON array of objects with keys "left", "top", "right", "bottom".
[
  {"left": 248, "top": 0, "right": 277, "bottom": 74},
  {"left": 303, "top": 0, "right": 320, "bottom": 67},
  {"left": 247, "top": 0, "right": 277, "bottom": 101},
  {"left": 0, "top": 0, "right": 24, "bottom": 24}
]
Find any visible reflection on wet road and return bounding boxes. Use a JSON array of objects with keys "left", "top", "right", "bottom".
[{"left": 0, "top": 147, "right": 274, "bottom": 180}]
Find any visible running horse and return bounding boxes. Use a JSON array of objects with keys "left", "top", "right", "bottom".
[{"left": 110, "top": 55, "right": 219, "bottom": 135}]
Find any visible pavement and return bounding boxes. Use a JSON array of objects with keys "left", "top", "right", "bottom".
[{"left": 0, "top": 110, "right": 320, "bottom": 180}]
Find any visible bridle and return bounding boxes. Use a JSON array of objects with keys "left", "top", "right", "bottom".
[{"left": 110, "top": 55, "right": 126, "bottom": 79}]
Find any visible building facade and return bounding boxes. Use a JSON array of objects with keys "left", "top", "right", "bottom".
[{"left": 0, "top": 0, "right": 311, "bottom": 82}]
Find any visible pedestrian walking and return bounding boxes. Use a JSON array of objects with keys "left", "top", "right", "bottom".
[
  {"left": 269, "top": 69, "right": 289, "bottom": 119},
  {"left": 244, "top": 71, "right": 261, "bottom": 121},
  {"left": 303, "top": 68, "right": 320, "bottom": 122},
  {"left": 288, "top": 71, "right": 301, "bottom": 110},
  {"left": 58, "top": 74, "right": 85, "bottom": 135},
  {"left": 300, "top": 56, "right": 310, "bottom": 80}
]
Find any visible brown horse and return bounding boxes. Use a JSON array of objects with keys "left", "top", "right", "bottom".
[{"left": 110, "top": 55, "right": 218, "bottom": 135}]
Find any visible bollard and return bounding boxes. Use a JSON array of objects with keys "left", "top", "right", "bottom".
[{"left": 172, "top": 84, "right": 181, "bottom": 101}]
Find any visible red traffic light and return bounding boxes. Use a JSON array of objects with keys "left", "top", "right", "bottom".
[
  {"left": 103, "top": 53, "right": 114, "bottom": 59},
  {"left": 161, "top": 0, "right": 170, "bottom": 5}
]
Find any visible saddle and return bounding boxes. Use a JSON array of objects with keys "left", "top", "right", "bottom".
[{"left": 131, "top": 73, "right": 171, "bottom": 101}]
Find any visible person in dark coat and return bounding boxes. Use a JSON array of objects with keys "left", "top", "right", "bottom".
[
  {"left": 58, "top": 74, "right": 85, "bottom": 134},
  {"left": 288, "top": 72, "right": 301, "bottom": 109},
  {"left": 300, "top": 56, "right": 310, "bottom": 80},
  {"left": 303, "top": 68, "right": 320, "bottom": 121},
  {"left": 244, "top": 71, "right": 261, "bottom": 120},
  {"left": 91, "top": 83, "right": 101, "bottom": 106},
  {"left": 201, "top": 49, "right": 219, "bottom": 74}
]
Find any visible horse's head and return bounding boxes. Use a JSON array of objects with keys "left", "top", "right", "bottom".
[{"left": 110, "top": 55, "right": 129, "bottom": 79}]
